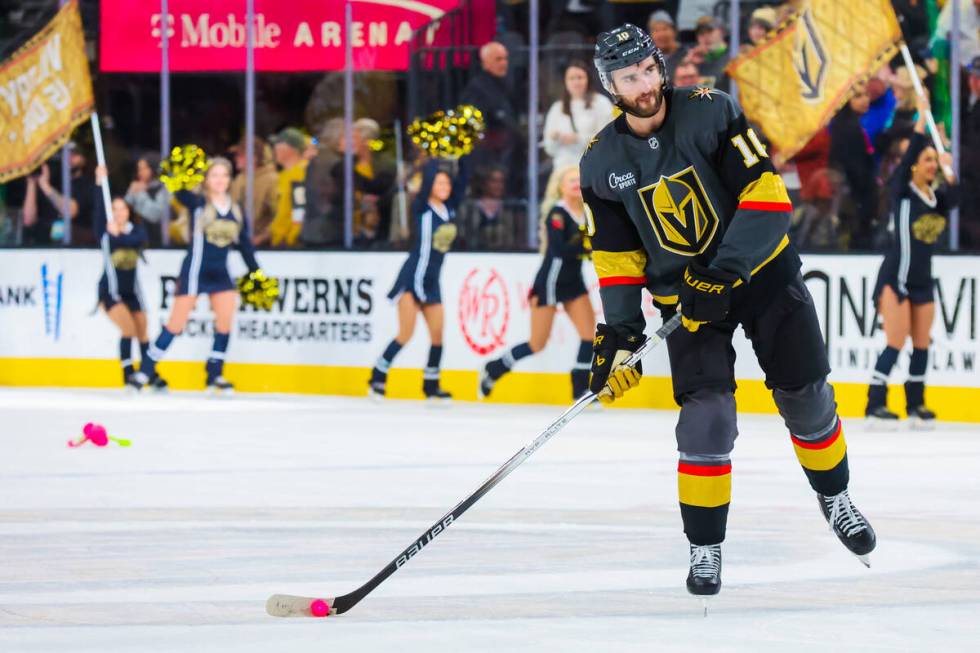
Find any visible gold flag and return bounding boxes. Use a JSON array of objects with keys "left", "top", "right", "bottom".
[
  {"left": 725, "top": 0, "right": 902, "bottom": 159},
  {"left": 0, "top": 0, "right": 95, "bottom": 183}
]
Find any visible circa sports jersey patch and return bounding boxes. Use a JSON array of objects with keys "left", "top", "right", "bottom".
[
  {"left": 637, "top": 166, "right": 720, "bottom": 256},
  {"left": 608, "top": 171, "right": 637, "bottom": 190}
]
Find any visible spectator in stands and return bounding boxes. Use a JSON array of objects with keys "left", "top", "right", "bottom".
[
  {"left": 788, "top": 128, "right": 842, "bottom": 251},
  {"left": 932, "top": 0, "right": 980, "bottom": 66},
  {"left": 683, "top": 16, "right": 730, "bottom": 91},
  {"left": 889, "top": 64, "right": 927, "bottom": 136},
  {"left": 647, "top": 10, "right": 687, "bottom": 77},
  {"left": 269, "top": 128, "right": 309, "bottom": 248},
  {"left": 673, "top": 61, "right": 701, "bottom": 87},
  {"left": 776, "top": 0, "right": 806, "bottom": 24},
  {"left": 301, "top": 118, "right": 344, "bottom": 248},
  {"left": 962, "top": 55, "right": 980, "bottom": 248},
  {"left": 348, "top": 118, "right": 397, "bottom": 248},
  {"left": 458, "top": 164, "right": 524, "bottom": 250},
  {"left": 542, "top": 61, "right": 614, "bottom": 180},
  {"left": 743, "top": 6, "right": 777, "bottom": 52},
  {"left": 461, "top": 42, "right": 524, "bottom": 197},
  {"left": 23, "top": 143, "right": 95, "bottom": 245},
  {"left": 124, "top": 153, "right": 169, "bottom": 246},
  {"left": 830, "top": 85, "right": 877, "bottom": 250},
  {"left": 229, "top": 137, "right": 279, "bottom": 247}
]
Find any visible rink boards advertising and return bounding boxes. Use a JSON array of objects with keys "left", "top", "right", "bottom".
[{"left": 0, "top": 250, "right": 976, "bottom": 420}]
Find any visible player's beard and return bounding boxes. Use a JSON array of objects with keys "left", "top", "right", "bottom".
[{"left": 618, "top": 87, "right": 665, "bottom": 119}]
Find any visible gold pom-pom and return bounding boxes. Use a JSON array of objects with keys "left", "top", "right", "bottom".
[
  {"left": 237, "top": 269, "right": 280, "bottom": 311},
  {"left": 160, "top": 144, "right": 210, "bottom": 193},
  {"left": 407, "top": 104, "right": 485, "bottom": 159}
]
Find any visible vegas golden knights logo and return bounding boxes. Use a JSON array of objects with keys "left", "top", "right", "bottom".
[
  {"left": 793, "top": 9, "right": 828, "bottom": 102},
  {"left": 637, "top": 166, "right": 720, "bottom": 256}
]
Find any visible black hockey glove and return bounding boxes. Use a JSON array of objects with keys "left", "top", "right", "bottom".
[
  {"left": 589, "top": 323, "right": 645, "bottom": 405},
  {"left": 678, "top": 262, "right": 739, "bottom": 332}
]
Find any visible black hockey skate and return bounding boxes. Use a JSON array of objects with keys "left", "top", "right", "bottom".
[
  {"left": 477, "top": 365, "right": 496, "bottom": 399},
  {"left": 865, "top": 405, "right": 899, "bottom": 430},
  {"left": 907, "top": 405, "right": 936, "bottom": 430},
  {"left": 124, "top": 372, "right": 144, "bottom": 393},
  {"left": 686, "top": 543, "right": 722, "bottom": 616},
  {"left": 207, "top": 375, "right": 234, "bottom": 397},
  {"left": 368, "top": 380, "right": 386, "bottom": 401},
  {"left": 817, "top": 489, "right": 876, "bottom": 567},
  {"left": 130, "top": 371, "right": 169, "bottom": 393},
  {"left": 423, "top": 379, "right": 452, "bottom": 403}
]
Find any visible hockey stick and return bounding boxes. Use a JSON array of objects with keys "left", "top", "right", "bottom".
[{"left": 266, "top": 313, "right": 683, "bottom": 618}]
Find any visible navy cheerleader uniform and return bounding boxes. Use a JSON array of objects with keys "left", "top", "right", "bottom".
[
  {"left": 529, "top": 201, "right": 589, "bottom": 306},
  {"left": 139, "top": 190, "right": 261, "bottom": 391},
  {"left": 873, "top": 133, "right": 957, "bottom": 306},
  {"left": 371, "top": 161, "right": 467, "bottom": 399},
  {"left": 386, "top": 162, "right": 465, "bottom": 305},
  {"left": 479, "top": 202, "right": 594, "bottom": 400},
  {"left": 95, "top": 208, "right": 148, "bottom": 313},
  {"left": 173, "top": 190, "right": 259, "bottom": 296},
  {"left": 866, "top": 131, "right": 959, "bottom": 421}
]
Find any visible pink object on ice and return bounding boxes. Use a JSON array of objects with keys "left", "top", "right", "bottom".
[{"left": 82, "top": 423, "right": 109, "bottom": 447}]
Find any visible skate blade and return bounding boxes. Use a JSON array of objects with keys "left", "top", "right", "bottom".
[
  {"left": 857, "top": 553, "right": 871, "bottom": 568},
  {"left": 368, "top": 390, "right": 385, "bottom": 402},
  {"left": 864, "top": 417, "right": 899, "bottom": 432},
  {"left": 908, "top": 417, "right": 935, "bottom": 431},
  {"left": 701, "top": 597, "right": 710, "bottom": 617},
  {"left": 425, "top": 397, "right": 452, "bottom": 408},
  {"left": 207, "top": 387, "right": 234, "bottom": 398}
]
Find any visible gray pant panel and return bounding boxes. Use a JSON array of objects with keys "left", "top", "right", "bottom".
[
  {"left": 772, "top": 378, "right": 838, "bottom": 440},
  {"left": 675, "top": 388, "right": 738, "bottom": 457}
]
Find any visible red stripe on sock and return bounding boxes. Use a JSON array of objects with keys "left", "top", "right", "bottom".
[
  {"left": 791, "top": 421, "right": 842, "bottom": 450},
  {"left": 677, "top": 462, "right": 732, "bottom": 476},
  {"left": 598, "top": 275, "right": 646, "bottom": 287}
]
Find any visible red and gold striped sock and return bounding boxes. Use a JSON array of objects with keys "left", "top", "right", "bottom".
[
  {"left": 791, "top": 418, "right": 849, "bottom": 496},
  {"left": 678, "top": 460, "right": 731, "bottom": 545}
]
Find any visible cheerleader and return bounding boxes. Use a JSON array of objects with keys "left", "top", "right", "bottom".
[
  {"left": 94, "top": 165, "right": 152, "bottom": 390},
  {"left": 136, "top": 157, "right": 264, "bottom": 394},
  {"left": 479, "top": 166, "right": 596, "bottom": 400},
  {"left": 866, "top": 96, "right": 958, "bottom": 426},
  {"left": 369, "top": 160, "right": 465, "bottom": 400}
]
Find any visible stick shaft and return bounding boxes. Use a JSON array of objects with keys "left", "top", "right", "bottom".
[{"left": 318, "top": 314, "right": 682, "bottom": 615}]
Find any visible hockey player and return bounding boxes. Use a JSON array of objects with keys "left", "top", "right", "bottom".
[
  {"left": 369, "top": 160, "right": 465, "bottom": 401},
  {"left": 479, "top": 165, "right": 596, "bottom": 400},
  {"left": 867, "top": 94, "right": 957, "bottom": 427},
  {"left": 135, "top": 157, "right": 266, "bottom": 394},
  {"left": 580, "top": 24, "right": 876, "bottom": 601},
  {"left": 93, "top": 165, "right": 151, "bottom": 391}
]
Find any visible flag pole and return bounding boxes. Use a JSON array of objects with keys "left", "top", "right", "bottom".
[
  {"left": 90, "top": 113, "right": 113, "bottom": 227},
  {"left": 59, "top": 0, "right": 71, "bottom": 245},
  {"left": 898, "top": 42, "right": 954, "bottom": 178}
]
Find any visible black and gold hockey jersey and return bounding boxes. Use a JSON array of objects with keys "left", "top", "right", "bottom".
[{"left": 579, "top": 85, "right": 801, "bottom": 333}]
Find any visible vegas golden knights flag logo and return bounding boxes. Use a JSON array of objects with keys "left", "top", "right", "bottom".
[
  {"left": 0, "top": 1, "right": 95, "bottom": 183},
  {"left": 726, "top": 0, "right": 902, "bottom": 159}
]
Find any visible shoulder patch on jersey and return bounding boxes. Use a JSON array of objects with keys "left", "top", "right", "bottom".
[
  {"left": 550, "top": 212, "right": 565, "bottom": 229},
  {"left": 585, "top": 135, "right": 600, "bottom": 153},
  {"left": 688, "top": 86, "right": 718, "bottom": 102}
]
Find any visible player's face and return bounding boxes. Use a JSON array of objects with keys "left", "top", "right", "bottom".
[
  {"left": 111, "top": 198, "right": 130, "bottom": 225},
  {"left": 915, "top": 147, "right": 939, "bottom": 183},
  {"left": 611, "top": 58, "right": 664, "bottom": 119},
  {"left": 431, "top": 172, "right": 452, "bottom": 202},
  {"left": 559, "top": 169, "right": 581, "bottom": 201},
  {"left": 205, "top": 163, "right": 231, "bottom": 195}
]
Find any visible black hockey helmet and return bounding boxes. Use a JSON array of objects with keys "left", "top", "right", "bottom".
[{"left": 593, "top": 23, "right": 669, "bottom": 95}]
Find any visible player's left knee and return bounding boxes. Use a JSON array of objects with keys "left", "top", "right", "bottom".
[{"left": 772, "top": 378, "right": 838, "bottom": 438}]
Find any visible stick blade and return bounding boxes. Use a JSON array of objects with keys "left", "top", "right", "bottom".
[{"left": 266, "top": 594, "right": 336, "bottom": 618}]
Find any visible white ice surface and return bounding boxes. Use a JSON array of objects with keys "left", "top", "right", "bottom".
[{"left": 1, "top": 388, "right": 978, "bottom": 652}]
